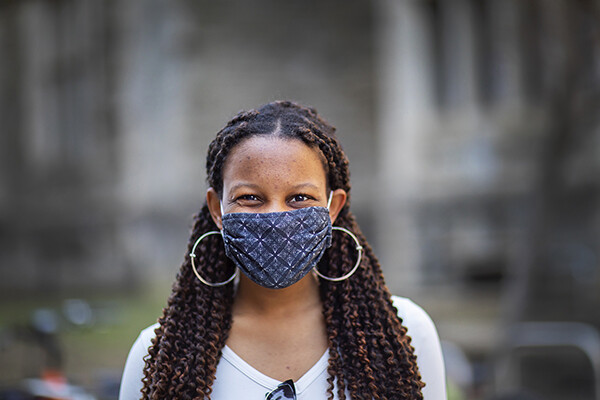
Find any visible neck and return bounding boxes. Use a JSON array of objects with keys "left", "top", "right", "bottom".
[{"left": 233, "top": 273, "right": 322, "bottom": 317}]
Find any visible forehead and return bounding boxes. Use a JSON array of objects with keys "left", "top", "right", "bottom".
[{"left": 222, "top": 135, "right": 328, "bottom": 189}]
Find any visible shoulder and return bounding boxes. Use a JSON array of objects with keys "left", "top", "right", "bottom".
[
  {"left": 137, "top": 323, "right": 159, "bottom": 347},
  {"left": 391, "top": 296, "right": 447, "bottom": 399},
  {"left": 391, "top": 296, "right": 438, "bottom": 338},
  {"left": 119, "top": 323, "right": 159, "bottom": 400},
  {"left": 128, "top": 323, "right": 159, "bottom": 358},
  {"left": 126, "top": 322, "right": 159, "bottom": 362}
]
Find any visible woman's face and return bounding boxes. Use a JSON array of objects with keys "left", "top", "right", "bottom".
[{"left": 207, "top": 135, "right": 346, "bottom": 228}]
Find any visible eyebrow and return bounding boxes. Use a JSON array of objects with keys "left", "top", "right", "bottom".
[
  {"left": 227, "top": 183, "right": 261, "bottom": 193},
  {"left": 227, "top": 182, "right": 322, "bottom": 193},
  {"left": 291, "top": 183, "right": 321, "bottom": 191}
]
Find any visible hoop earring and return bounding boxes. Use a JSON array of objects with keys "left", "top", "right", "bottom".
[
  {"left": 189, "top": 231, "right": 238, "bottom": 287},
  {"left": 314, "top": 226, "right": 363, "bottom": 282}
]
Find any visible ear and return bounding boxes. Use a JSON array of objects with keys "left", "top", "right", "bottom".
[
  {"left": 328, "top": 189, "right": 347, "bottom": 224},
  {"left": 206, "top": 187, "right": 223, "bottom": 230}
]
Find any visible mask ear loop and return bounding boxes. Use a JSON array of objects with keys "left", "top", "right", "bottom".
[
  {"left": 327, "top": 191, "right": 333, "bottom": 210},
  {"left": 219, "top": 199, "right": 226, "bottom": 232}
]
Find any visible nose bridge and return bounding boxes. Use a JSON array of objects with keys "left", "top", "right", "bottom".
[{"left": 264, "top": 195, "right": 290, "bottom": 213}]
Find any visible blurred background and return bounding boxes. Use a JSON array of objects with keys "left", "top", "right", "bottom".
[{"left": 1, "top": 0, "right": 599, "bottom": 399}]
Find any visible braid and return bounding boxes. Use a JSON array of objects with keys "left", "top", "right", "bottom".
[
  {"left": 141, "top": 101, "right": 424, "bottom": 399},
  {"left": 318, "top": 213, "right": 424, "bottom": 399},
  {"left": 141, "top": 206, "right": 235, "bottom": 399}
]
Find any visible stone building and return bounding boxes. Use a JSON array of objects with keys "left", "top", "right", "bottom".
[
  {"left": 0, "top": 0, "right": 378, "bottom": 294},
  {"left": 376, "top": 1, "right": 600, "bottom": 397}
]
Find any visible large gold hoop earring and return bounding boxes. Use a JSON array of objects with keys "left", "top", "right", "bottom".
[
  {"left": 189, "top": 231, "right": 238, "bottom": 287},
  {"left": 314, "top": 226, "right": 363, "bottom": 282}
]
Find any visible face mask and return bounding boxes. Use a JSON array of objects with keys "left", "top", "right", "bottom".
[{"left": 220, "top": 204, "right": 333, "bottom": 289}]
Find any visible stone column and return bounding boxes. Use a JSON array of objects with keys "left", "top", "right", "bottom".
[{"left": 375, "top": 0, "right": 436, "bottom": 293}]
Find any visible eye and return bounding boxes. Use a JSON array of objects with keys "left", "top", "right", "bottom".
[
  {"left": 290, "top": 194, "right": 315, "bottom": 203},
  {"left": 234, "top": 194, "right": 261, "bottom": 204}
]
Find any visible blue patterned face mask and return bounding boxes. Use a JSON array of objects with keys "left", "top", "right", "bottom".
[{"left": 220, "top": 206, "right": 333, "bottom": 289}]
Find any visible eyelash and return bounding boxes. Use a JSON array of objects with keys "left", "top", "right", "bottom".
[
  {"left": 290, "top": 194, "right": 315, "bottom": 202},
  {"left": 232, "top": 193, "right": 316, "bottom": 204},
  {"left": 235, "top": 194, "right": 260, "bottom": 202}
]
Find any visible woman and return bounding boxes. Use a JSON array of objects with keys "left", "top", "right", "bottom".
[{"left": 120, "top": 101, "right": 446, "bottom": 399}]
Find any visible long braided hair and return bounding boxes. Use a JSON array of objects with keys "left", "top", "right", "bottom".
[{"left": 141, "top": 101, "right": 424, "bottom": 399}]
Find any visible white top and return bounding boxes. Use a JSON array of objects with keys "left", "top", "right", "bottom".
[{"left": 119, "top": 296, "right": 446, "bottom": 399}]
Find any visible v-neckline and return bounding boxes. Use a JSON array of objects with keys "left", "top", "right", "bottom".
[{"left": 220, "top": 344, "right": 330, "bottom": 394}]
